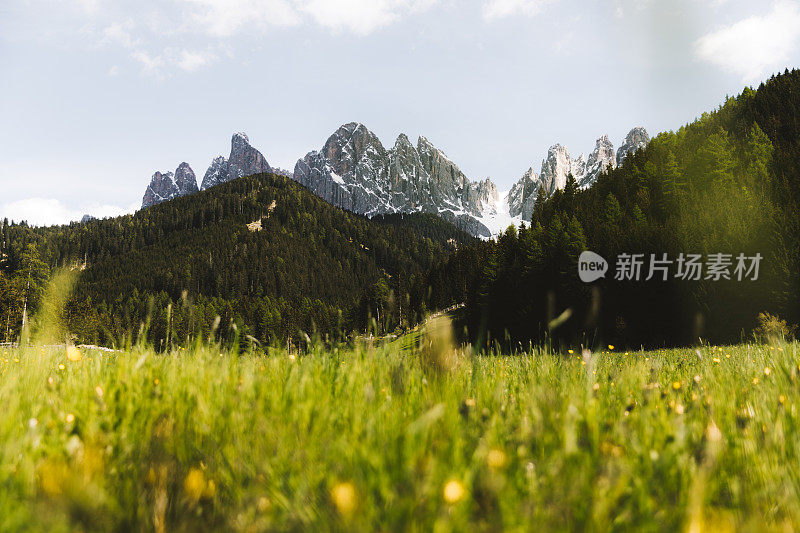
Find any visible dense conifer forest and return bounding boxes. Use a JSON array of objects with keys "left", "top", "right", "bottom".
[
  {"left": 0, "top": 174, "right": 473, "bottom": 348},
  {"left": 434, "top": 69, "right": 800, "bottom": 349},
  {"left": 2, "top": 70, "right": 800, "bottom": 350}
]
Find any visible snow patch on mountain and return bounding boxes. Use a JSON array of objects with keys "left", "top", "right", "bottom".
[{"left": 475, "top": 190, "right": 523, "bottom": 237}]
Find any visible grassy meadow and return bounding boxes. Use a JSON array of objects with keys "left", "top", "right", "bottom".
[{"left": 1, "top": 329, "right": 799, "bottom": 531}]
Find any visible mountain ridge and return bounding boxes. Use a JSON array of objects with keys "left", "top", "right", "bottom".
[{"left": 139, "top": 124, "right": 650, "bottom": 237}]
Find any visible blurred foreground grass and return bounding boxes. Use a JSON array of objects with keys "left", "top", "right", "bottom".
[{"left": 1, "top": 338, "right": 799, "bottom": 531}]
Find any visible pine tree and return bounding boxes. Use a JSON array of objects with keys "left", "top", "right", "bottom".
[
  {"left": 563, "top": 173, "right": 578, "bottom": 209},
  {"left": 602, "top": 193, "right": 622, "bottom": 225}
]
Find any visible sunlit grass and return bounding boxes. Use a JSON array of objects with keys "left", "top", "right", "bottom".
[{"left": 1, "top": 340, "right": 799, "bottom": 531}]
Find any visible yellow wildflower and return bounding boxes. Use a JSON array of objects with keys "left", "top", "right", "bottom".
[
  {"left": 257, "top": 496, "right": 271, "bottom": 512},
  {"left": 184, "top": 468, "right": 206, "bottom": 502},
  {"left": 38, "top": 460, "right": 68, "bottom": 496},
  {"left": 443, "top": 479, "right": 466, "bottom": 504},
  {"left": 66, "top": 346, "right": 82, "bottom": 362},
  {"left": 204, "top": 480, "right": 216, "bottom": 499},
  {"left": 487, "top": 448, "right": 507, "bottom": 469},
  {"left": 331, "top": 482, "right": 357, "bottom": 517}
]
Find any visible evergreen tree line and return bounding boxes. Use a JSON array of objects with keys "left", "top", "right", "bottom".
[
  {"left": 0, "top": 173, "right": 473, "bottom": 348},
  {"left": 3, "top": 70, "right": 800, "bottom": 351},
  {"left": 423, "top": 69, "right": 800, "bottom": 350}
]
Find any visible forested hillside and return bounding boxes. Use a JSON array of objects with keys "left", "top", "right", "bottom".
[
  {"left": 0, "top": 173, "right": 472, "bottom": 348},
  {"left": 3, "top": 71, "right": 799, "bottom": 351},
  {"left": 431, "top": 69, "right": 800, "bottom": 349}
]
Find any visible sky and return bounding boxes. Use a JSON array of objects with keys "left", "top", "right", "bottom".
[{"left": 2, "top": 0, "right": 800, "bottom": 226}]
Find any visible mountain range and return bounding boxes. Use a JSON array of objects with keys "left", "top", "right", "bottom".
[{"left": 141, "top": 124, "right": 649, "bottom": 237}]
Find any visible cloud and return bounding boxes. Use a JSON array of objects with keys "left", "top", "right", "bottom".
[
  {"left": 131, "top": 50, "right": 166, "bottom": 75},
  {"left": 180, "top": 0, "right": 437, "bottom": 37},
  {"left": 100, "top": 19, "right": 218, "bottom": 77},
  {"left": 694, "top": 1, "right": 800, "bottom": 82},
  {"left": 177, "top": 49, "right": 216, "bottom": 71},
  {"left": 0, "top": 198, "right": 137, "bottom": 227},
  {"left": 83, "top": 0, "right": 439, "bottom": 76},
  {"left": 101, "top": 19, "right": 139, "bottom": 49},
  {"left": 180, "top": 0, "right": 301, "bottom": 37},
  {"left": 482, "top": 0, "right": 557, "bottom": 20},
  {"left": 296, "top": 0, "right": 438, "bottom": 35},
  {"left": 73, "top": 0, "right": 103, "bottom": 15}
]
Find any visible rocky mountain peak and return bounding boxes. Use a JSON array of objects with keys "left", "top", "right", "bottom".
[
  {"left": 174, "top": 162, "right": 199, "bottom": 195},
  {"left": 592, "top": 134, "right": 614, "bottom": 157},
  {"left": 508, "top": 167, "right": 539, "bottom": 220},
  {"left": 465, "top": 178, "right": 500, "bottom": 215},
  {"left": 394, "top": 133, "right": 414, "bottom": 150},
  {"left": 416, "top": 136, "right": 469, "bottom": 202},
  {"left": 199, "top": 133, "right": 272, "bottom": 190},
  {"left": 581, "top": 134, "right": 617, "bottom": 187},
  {"left": 322, "top": 122, "right": 387, "bottom": 181},
  {"left": 201, "top": 156, "right": 228, "bottom": 190},
  {"left": 389, "top": 133, "right": 428, "bottom": 192},
  {"left": 539, "top": 144, "right": 582, "bottom": 195},
  {"left": 294, "top": 123, "right": 498, "bottom": 237},
  {"left": 508, "top": 127, "right": 651, "bottom": 222},
  {"left": 294, "top": 123, "right": 392, "bottom": 217},
  {"left": 142, "top": 164, "right": 199, "bottom": 209},
  {"left": 142, "top": 170, "right": 172, "bottom": 208},
  {"left": 270, "top": 167, "right": 294, "bottom": 178},
  {"left": 616, "top": 127, "right": 650, "bottom": 166},
  {"left": 226, "top": 132, "right": 271, "bottom": 183},
  {"left": 232, "top": 131, "right": 249, "bottom": 147},
  {"left": 417, "top": 135, "right": 434, "bottom": 151}
]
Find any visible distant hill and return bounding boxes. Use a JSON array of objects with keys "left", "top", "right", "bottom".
[{"left": 1, "top": 173, "right": 473, "bottom": 348}]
